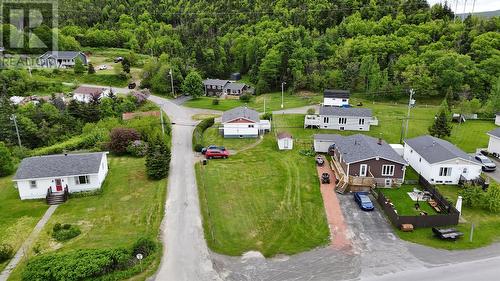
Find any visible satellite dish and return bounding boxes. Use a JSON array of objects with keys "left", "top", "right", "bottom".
[{"left": 136, "top": 253, "right": 143, "bottom": 260}]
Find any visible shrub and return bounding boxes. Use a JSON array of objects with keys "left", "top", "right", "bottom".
[
  {"left": 132, "top": 89, "right": 150, "bottom": 105},
  {"left": 192, "top": 118, "right": 215, "bottom": 151},
  {"left": 0, "top": 243, "right": 14, "bottom": 263},
  {"left": 306, "top": 107, "right": 316, "bottom": 115},
  {"left": 109, "top": 127, "right": 141, "bottom": 154},
  {"left": 126, "top": 140, "right": 148, "bottom": 157},
  {"left": 460, "top": 183, "right": 500, "bottom": 213},
  {"left": 0, "top": 142, "right": 15, "bottom": 176},
  {"left": 132, "top": 237, "right": 157, "bottom": 258},
  {"left": 239, "top": 94, "right": 251, "bottom": 102},
  {"left": 261, "top": 112, "right": 272, "bottom": 120},
  {"left": 194, "top": 144, "right": 204, "bottom": 153},
  {"left": 22, "top": 248, "right": 130, "bottom": 281},
  {"left": 52, "top": 223, "right": 81, "bottom": 242},
  {"left": 212, "top": 99, "right": 219, "bottom": 105}
]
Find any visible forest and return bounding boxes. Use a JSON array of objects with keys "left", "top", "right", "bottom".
[{"left": 0, "top": 1, "right": 499, "bottom": 103}]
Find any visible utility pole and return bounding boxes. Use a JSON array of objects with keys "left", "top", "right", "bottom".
[
  {"left": 169, "top": 69, "right": 175, "bottom": 98},
  {"left": 281, "top": 81, "right": 286, "bottom": 109},
  {"left": 404, "top": 89, "right": 415, "bottom": 140},
  {"left": 10, "top": 114, "right": 22, "bottom": 148}
]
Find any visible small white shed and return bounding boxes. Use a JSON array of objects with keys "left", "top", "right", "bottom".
[
  {"left": 495, "top": 113, "right": 500, "bottom": 126},
  {"left": 277, "top": 132, "right": 293, "bottom": 150}
]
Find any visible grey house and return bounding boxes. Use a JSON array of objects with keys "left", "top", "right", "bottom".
[
  {"left": 314, "top": 134, "right": 407, "bottom": 190},
  {"left": 203, "top": 79, "right": 230, "bottom": 96},
  {"left": 305, "top": 106, "right": 375, "bottom": 131},
  {"left": 224, "top": 83, "right": 252, "bottom": 96},
  {"left": 38, "top": 51, "right": 88, "bottom": 68}
]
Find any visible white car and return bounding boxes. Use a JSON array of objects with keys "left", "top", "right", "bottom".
[{"left": 98, "top": 65, "right": 108, "bottom": 70}]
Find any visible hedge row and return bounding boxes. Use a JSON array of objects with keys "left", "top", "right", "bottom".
[{"left": 192, "top": 118, "right": 214, "bottom": 152}]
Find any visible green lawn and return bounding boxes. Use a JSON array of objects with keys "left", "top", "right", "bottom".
[
  {"left": 184, "top": 91, "right": 322, "bottom": 112},
  {"left": 196, "top": 136, "right": 330, "bottom": 257},
  {"left": 396, "top": 185, "right": 500, "bottom": 250},
  {"left": 202, "top": 125, "right": 259, "bottom": 151},
  {"left": 0, "top": 177, "right": 48, "bottom": 272},
  {"left": 405, "top": 166, "right": 419, "bottom": 181},
  {"left": 7, "top": 156, "right": 167, "bottom": 280},
  {"left": 380, "top": 185, "right": 438, "bottom": 216},
  {"left": 272, "top": 112, "right": 494, "bottom": 153},
  {"left": 32, "top": 70, "right": 129, "bottom": 88}
]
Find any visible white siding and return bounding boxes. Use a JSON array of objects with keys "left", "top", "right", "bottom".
[
  {"left": 324, "top": 97, "right": 349, "bottom": 107},
  {"left": 403, "top": 144, "right": 482, "bottom": 185},
  {"left": 278, "top": 138, "right": 293, "bottom": 150},
  {"left": 488, "top": 135, "right": 500, "bottom": 155},
  {"left": 319, "top": 115, "right": 371, "bottom": 131},
  {"left": 314, "top": 139, "right": 334, "bottom": 153},
  {"left": 223, "top": 123, "right": 258, "bottom": 138},
  {"left": 495, "top": 115, "right": 500, "bottom": 126}
]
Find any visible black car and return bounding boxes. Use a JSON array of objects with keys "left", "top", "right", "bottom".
[
  {"left": 321, "top": 173, "right": 330, "bottom": 184},
  {"left": 128, "top": 82, "right": 136, "bottom": 89},
  {"left": 475, "top": 154, "right": 496, "bottom": 172},
  {"left": 316, "top": 156, "right": 325, "bottom": 166}
]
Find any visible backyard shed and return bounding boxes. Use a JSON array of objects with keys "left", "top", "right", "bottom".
[{"left": 277, "top": 132, "right": 293, "bottom": 150}]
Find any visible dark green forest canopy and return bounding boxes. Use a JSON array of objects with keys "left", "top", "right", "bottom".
[{"left": 6, "top": 1, "right": 500, "bottom": 101}]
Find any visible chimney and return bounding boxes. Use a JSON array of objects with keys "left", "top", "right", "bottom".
[{"left": 378, "top": 133, "right": 383, "bottom": 145}]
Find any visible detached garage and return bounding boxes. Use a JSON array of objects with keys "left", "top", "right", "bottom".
[{"left": 314, "top": 134, "right": 337, "bottom": 153}]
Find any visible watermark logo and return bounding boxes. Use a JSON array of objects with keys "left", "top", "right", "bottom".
[{"left": 0, "top": 0, "right": 58, "bottom": 68}]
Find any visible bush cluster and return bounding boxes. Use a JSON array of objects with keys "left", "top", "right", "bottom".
[
  {"left": 22, "top": 237, "right": 158, "bottom": 281},
  {"left": 127, "top": 140, "right": 148, "bottom": 157},
  {"left": 239, "top": 94, "right": 251, "bottom": 102},
  {"left": 192, "top": 117, "right": 215, "bottom": 152},
  {"left": 52, "top": 223, "right": 81, "bottom": 242},
  {"left": 0, "top": 243, "right": 14, "bottom": 263},
  {"left": 109, "top": 127, "right": 141, "bottom": 154},
  {"left": 261, "top": 112, "right": 272, "bottom": 120},
  {"left": 212, "top": 99, "right": 220, "bottom": 105},
  {"left": 460, "top": 183, "right": 500, "bottom": 213}
]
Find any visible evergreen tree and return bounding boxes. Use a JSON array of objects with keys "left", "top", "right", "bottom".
[
  {"left": 429, "top": 110, "right": 452, "bottom": 138},
  {"left": 0, "top": 85, "right": 15, "bottom": 144},
  {"left": 88, "top": 63, "right": 96, "bottom": 74},
  {"left": 145, "top": 136, "right": 171, "bottom": 180},
  {"left": 122, "top": 57, "right": 131, "bottom": 74}
]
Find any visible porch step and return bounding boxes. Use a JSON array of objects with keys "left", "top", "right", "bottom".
[
  {"left": 46, "top": 193, "right": 67, "bottom": 205},
  {"left": 336, "top": 181, "right": 349, "bottom": 194}
]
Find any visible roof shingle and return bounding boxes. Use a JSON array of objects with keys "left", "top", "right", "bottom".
[
  {"left": 319, "top": 106, "right": 372, "bottom": 117},
  {"left": 221, "top": 106, "right": 259, "bottom": 123},
  {"left": 404, "top": 135, "right": 478, "bottom": 164}
]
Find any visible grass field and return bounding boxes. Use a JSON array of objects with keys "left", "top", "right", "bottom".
[
  {"left": 7, "top": 156, "right": 167, "bottom": 280},
  {"left": 272, "top": 113, "right": 495, "bottom": 153},
  {"left": 184, "top": 91, "right": 322, "bottom": 112},
  {"left": 380, "top": 185, "right": 438, "bottom": 216},
  {"left": 0, "top": 177, "right": 48, "bottom": 272},
  {"left": 202, "top": 125, "right": 259, "bottom": 151},
  {"left": 397, "top": 185, "right": 500, "bottom": 250},
  {"left": 196, "top": 136, "right": 330, "bottom": 257},
  {"left": 32, "top": 70, "right": 129, "bottom": 88}
]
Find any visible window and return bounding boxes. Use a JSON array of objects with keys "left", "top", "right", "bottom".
[
  {"left": 75, "top": 175, "right": 90, "bottom": 185},
  {"left": 30, "top": 180, "right": 37, "bottom": 189},
  {"left": 359, "top": 164, "right": 368, "bottom": 177},
  {"left": 248, "top": 124, "right": 254, "bottom": 128},
  {"left": 323, "top": 117, "right": 329, "bottom": 123},
  {"left": 419, "top": 157, "right": 421, "bottom": 162},
  {"left": 382, "top": 165, "right": 395, "bottom": 176},
  {"left": 342, "top": 99, "right": 347, "bottom": 102},
  {"left": 439, "top": 167, "right": 452, "bottom": 177},
  {"left": 338, "top": 117, "right": 347, "bottom": 124},
  {"left": 359, "top": 118, "right": 365, "bottom": 125},
  {"left": 463, "top": 167, "right": 468, "bottom": 174}
]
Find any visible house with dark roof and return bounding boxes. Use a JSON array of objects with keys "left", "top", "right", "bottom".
[
  {"left": 13, "top": 152, "right": 109, "bottom": 200},
  {"left": 403, "top": 135, "right": 482, "bottom": 185},
  {"left": 487, "top": 128, "right": 500, "bottom": 157},
  {"left": 38, "top": 51, "right": 88, "bottom": 68},
  {"left": 305, "top": 106, "right": 377, "bottom": 131},
  {"left": 221, "top": 106, "right": 270, "bottom": 138},
  {"left": 224, "top": 82, "right": 252, "bottom": 96},
  {"left": 203, "top": 79, "right": 230, "bottom": 96},
  {"left": 314, "top": 134, "right": 407, "bottom": 190},
  {"left": 323, "top": 89, "right": 350, "bottom": 107}
]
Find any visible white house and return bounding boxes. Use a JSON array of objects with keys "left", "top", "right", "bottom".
[
  {"left": 305, "top": 106, "right": 377, "bottom": 131},
  {"left": 495, "top": 113, "right": 500, "bottom": 126},
  {"left": 277, "top": 132, "right": 293, "bottom": 150},
  {"left": 323, "top": 89, "right": 350, "bottom": 107},
  {"left": 12, "top": 152, "right": 109, "bottom": 200},
  {"left": 73, "top": 86, "right": 110, "bottom": 103},
  {"left": 221, "top": 106, "right": 270, "bottom": 138},
  {"left": 38, "top": 51, "right": 88, "bottom": 68},
  {"left": 487, "top": 128, "right": 500, "bottom": 157},
  {"left": 404, "top": 135, "right": 482, "bottom": 185}
]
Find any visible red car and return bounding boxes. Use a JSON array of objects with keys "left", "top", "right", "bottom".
[{"left": 205, "top": 149, "right": 229, "bottom": 159}]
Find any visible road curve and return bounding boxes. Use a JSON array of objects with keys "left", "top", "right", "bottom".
[{"left": 148, "top": 95, "right": 221, "bottom": 281}]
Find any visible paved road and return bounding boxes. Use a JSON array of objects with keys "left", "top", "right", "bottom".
[
  {"left": 272, "top": 105, "right": 319, "bottom": 115},
  {"left": 62, "top": 82, "right": 131, "bottom": 94},
  {"left": 149, "top": 95, "right": 221, "bottom": 281}
]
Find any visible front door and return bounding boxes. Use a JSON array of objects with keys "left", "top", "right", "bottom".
[
  {"left": 55, "top": 179, "right": 63, "bottom": 192},
  {"left": 359, "top": 164, "right": 368, "bottom": 177}
]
